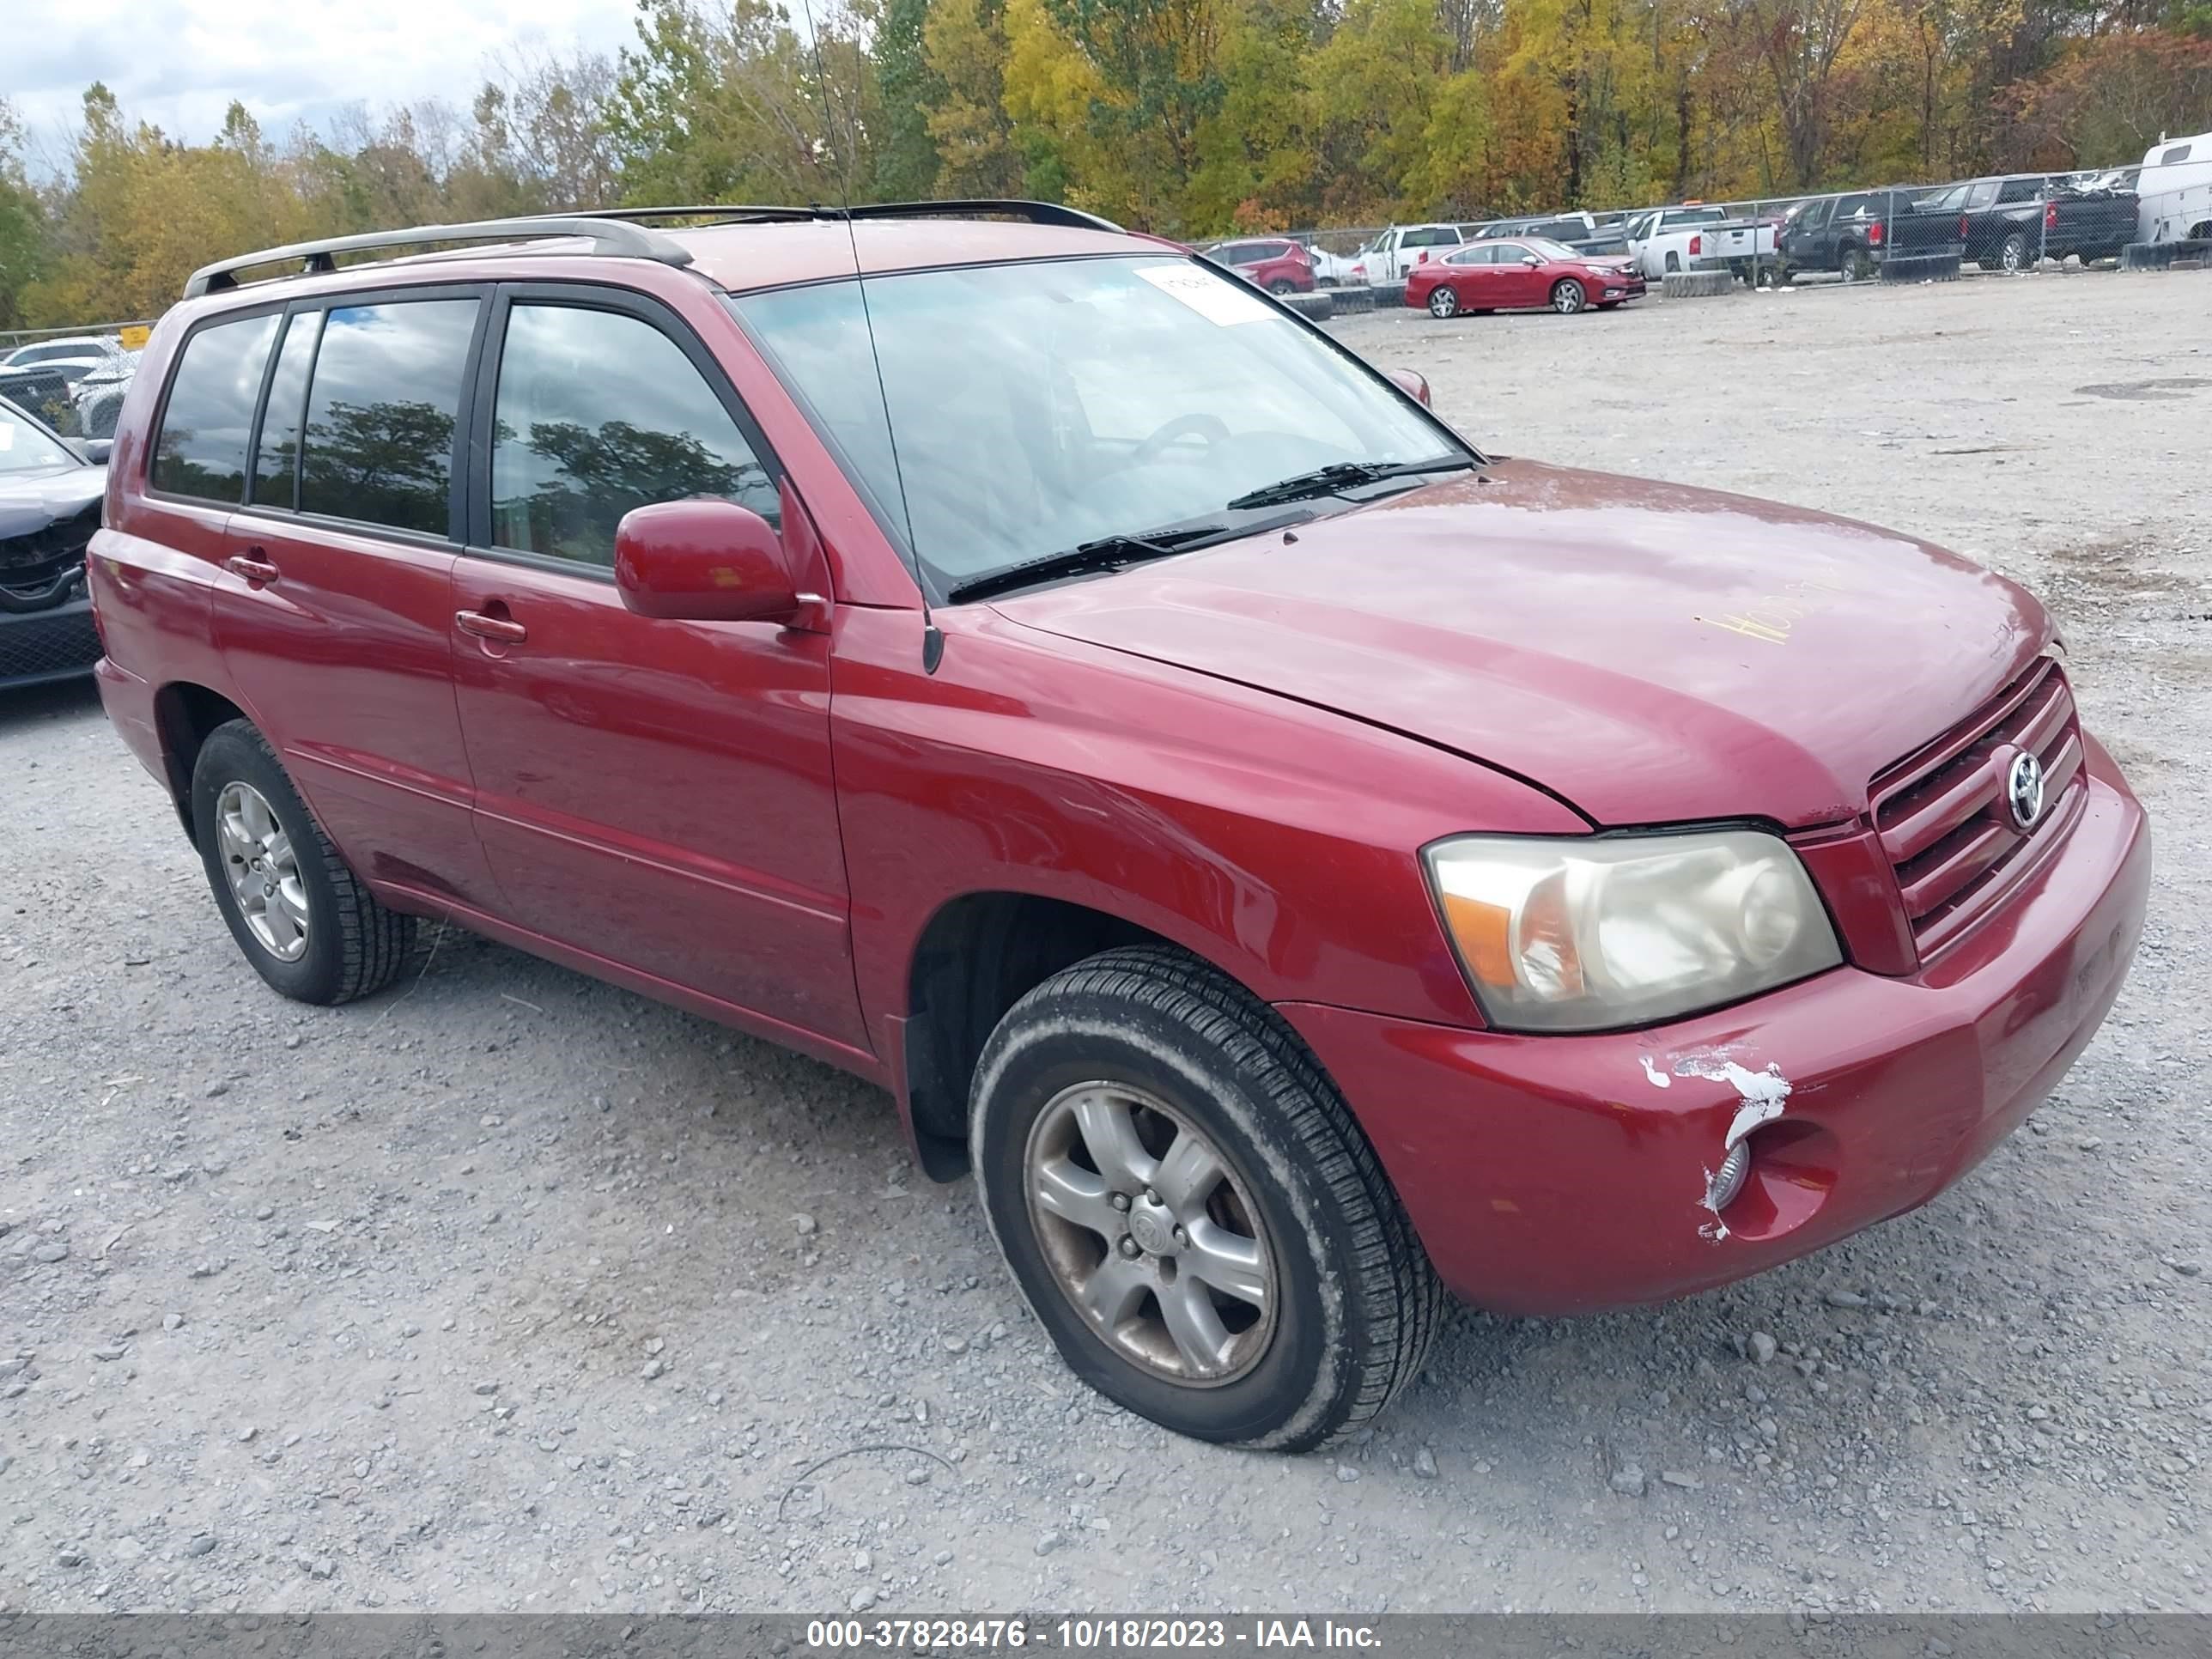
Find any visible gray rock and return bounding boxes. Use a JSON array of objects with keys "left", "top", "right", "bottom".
[
  {"left": 1749, "top": 1332, "right": 1778, "bottom": 1365},
  {"left": 1334, "top": 1462, "right": 1360, "bottom": 1482},
  {"left": 849, "top": 1587, "right": 878, "bottom": 1613},
  {"left": 31, "top": 1243, "right": 69, "bottom": 1264},
  {"left": 91, "top": 1345, "right": 128, "bottom": 1361},
  {"left": 793, "top": 1213, "right": 819, "bottom": 1237},
  {"left": 1413, "top": 1447, "right": 1439, "bottom": 1480},
  {"left": 1661, "top": 1470, "right": 1702, "bottom": 1489},
  {"left": 1035, "top": 1530, "right": 1063, "bottom": 1556},
  {"left": 641, "top": 1358, "right": 666, "bottom": 1381},
  {"left": 473, "top": 1382, "right": 499, "bottom": 1396},
  {"left": 184, "top": 1534, "right": 216, "bottom": 1557},
  {"left": 161, "top": 1314, "right": 184, "bottom": 1332},
  {"left": 1824, "top": 1289, "right": 1869, "bottom": 1309},
  {"left": 933, "top": 1549, "right": 954, "bottom": 1567},
  {"left": 1610, "top": 1467, "right": 1647, "bottom": 1497}
]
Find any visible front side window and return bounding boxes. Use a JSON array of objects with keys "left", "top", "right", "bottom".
[
  {"left": 152, "top": 313, "right": 281, "bottom": 503},
  {"left": 299, "top": 299, "right": 478, "bottom": 537},
  {"left": 1966, "top": 181, "right": 2001, "bottom": 209},
  {"left": 732, "top": 257, "right": 1459, "bottom": 598},
  {"left": 490, "top": 303, "right": 777, "bottom": 568}
]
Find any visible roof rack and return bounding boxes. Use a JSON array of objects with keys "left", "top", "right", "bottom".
[
  {"left": 560, "top": 199, "right": 1127, "bottom": 234},
  {"left": 181, "top": 216, "right": 693, "bottom": 300}
]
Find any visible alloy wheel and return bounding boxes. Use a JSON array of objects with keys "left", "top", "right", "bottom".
[
  {"left": 1428, "top": 286, "right": 1459, "bottom": 319},
  {"left": 1023, "top": 1081, "right": 1277, "bottom": 1385},
  {"left": 1552, "top": 280, "right": 1584, "bottom": 314},
  {"left": 215, "top": 781, "right": 310, "bottom": 962}
]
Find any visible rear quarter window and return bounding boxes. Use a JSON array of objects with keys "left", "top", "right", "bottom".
[{"left": 152, "top": 313, "right": 281, "bottom": 504}]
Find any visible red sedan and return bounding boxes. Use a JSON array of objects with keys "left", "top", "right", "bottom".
[{"left": 1407, "top": 236, "right": 1644, "bottom": 317}]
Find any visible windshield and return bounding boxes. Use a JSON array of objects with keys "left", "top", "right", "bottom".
[
  {"left": 731, "top": 256, "right": 1460, "bottom": 599},
  {"left": 1521, "top": 238, "right": 1579, "bottom": 260},
  {"left": 0, "top": 403, "right": 78, "bottom": 474}
]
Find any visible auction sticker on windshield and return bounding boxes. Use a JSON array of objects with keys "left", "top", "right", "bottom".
[{"left": 1135, "top": 262, "right": 1274, "bottom": 325}]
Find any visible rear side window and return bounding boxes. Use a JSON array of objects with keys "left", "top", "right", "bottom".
[
  {"left": 1405, "top": 228, "right": 1457, "bottom": 247},
  {"left": 299, "top": 299, "right": 478, "bottom": 537},
  {"left": 489, "top": 303, "right": 777, "bottom": 569},
  {"left": 152, "top": 313, "right": 280, "bottom": 504},
  {"left": 251, "top": 311, "right": 322, "bottom": 508},
  {"left": 1996, "top": 178, "right": 2041, "bottom": 204}
]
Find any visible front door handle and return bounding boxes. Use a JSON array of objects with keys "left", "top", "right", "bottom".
[
  {"left": 225, "top": 552, "right": 280, "bottom": 584},
  {"left": 455, "top": 609, "right": 528, "bottom": 644}
]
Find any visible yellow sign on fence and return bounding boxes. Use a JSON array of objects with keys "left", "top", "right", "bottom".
[{"left": 118, "top": 325, "right": 151, "bottom": 350}]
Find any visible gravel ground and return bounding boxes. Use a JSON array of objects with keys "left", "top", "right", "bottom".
[{"left": 2, "top": 269, "right": 2206, "bottom": 1618}]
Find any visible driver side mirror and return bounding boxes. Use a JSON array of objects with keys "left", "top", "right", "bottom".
[
  {"left": 1385, "top": 368, "right": 1432, "bottom": 408},
  {"left": 78, "top": 437, "right": 113, "bottom": 466},
  {"left": 614, "top": 498, "right": 799, "bottom": 624},
  {"left": 1521, "top": 254, "right": 1542, "bottom": 267}
]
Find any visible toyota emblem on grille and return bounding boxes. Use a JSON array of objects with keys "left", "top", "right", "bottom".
[{"left": 2006, "top": 750, "right": 2046, "bottom": 831}]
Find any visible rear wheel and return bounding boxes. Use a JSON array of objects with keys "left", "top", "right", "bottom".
[
  {"left": 1550, "top": 279, "right": 1586, "bottom": 314},
  {"left": 1838, "top": 244, "right": 1870, "bottom": 282},
  {"left": 1267, "top": 278, "right": 1297, "bottom": 295},
  {"left": 191, "top": 720, "right": 415, "bottom": 1004},
  {"left": 1998, "top": 232, "right": 2031, "bottom": 274},
  {"left": 1663, "top": 252, "right": 1681, "bottom": 274},
  {"left": 969, "top": 945, "right": 1441, "bottom": 1450},
  {"left": 1426, "top": 284, "right": 1461, "bottom": 319}
]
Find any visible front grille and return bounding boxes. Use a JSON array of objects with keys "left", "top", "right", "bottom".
[
  {"left": 1869, "top": 655, "right": 2084, "bottom": 958},
  {"left": 0, "top": 599, "right": 100, "bottom": 686}
]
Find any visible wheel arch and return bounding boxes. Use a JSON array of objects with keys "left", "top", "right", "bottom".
[
  {"left": 895, "top": 890, "right": 1226, "bottom": 1177},
  {"left": 153, "top": 680, "right": 249, "bottom": 844}
]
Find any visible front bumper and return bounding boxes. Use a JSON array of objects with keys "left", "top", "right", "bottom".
[
  {"left": 0, "top": 592, "right": 100, "bottom": 690},
  {"left": 1279, "top": 737, "right": 2150, "bottom": 1316}
]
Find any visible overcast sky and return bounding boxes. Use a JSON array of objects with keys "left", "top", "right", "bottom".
[{"left": 8, "top": 0, "right": 639, "bottom": 168}]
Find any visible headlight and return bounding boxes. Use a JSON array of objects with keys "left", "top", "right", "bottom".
[{"left": 1424, "top": 829, "right": 1842, "bottom": 1033}]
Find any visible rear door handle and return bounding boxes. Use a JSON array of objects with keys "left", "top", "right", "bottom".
[
  {"left": 455, "top": 609, "right": 528, "bottom": 644},
  {"left": 225, "top": 553, "right": 280, "bottom": 584}
]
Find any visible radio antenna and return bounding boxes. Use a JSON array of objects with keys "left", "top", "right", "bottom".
[{"left": 794, "top": 0, "right": 941, "bottom": 672}]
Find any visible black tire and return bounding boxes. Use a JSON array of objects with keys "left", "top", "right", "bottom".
[
  {"left": 1267, "top": 278, "right": 1297, "bottom": 295},
  {"left": 969, "top": 945, "right": 1442, "bottom": 1451},
  {"left": 191, "top": 720, "right": 415, "bottom": 1004}
]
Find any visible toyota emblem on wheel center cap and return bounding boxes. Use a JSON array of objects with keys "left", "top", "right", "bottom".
[{"left": 2005, "top": 750, "right": 2046, "bottom": 831}]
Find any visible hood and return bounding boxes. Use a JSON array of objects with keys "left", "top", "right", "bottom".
[
  {"left": 0, "top": 464, "right": 105, "bottom": 542},
  {"left": 990, "top": 459, "right": 2046, "bottom": 830}
]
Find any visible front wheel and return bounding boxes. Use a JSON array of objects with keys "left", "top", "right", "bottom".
[
  {"left": 969, "top": 945, "right": 1441, "bottom": 1450},
  {"left": 191, "top": 720, "right": 415, "bottom": 1004},
  {"left": 1550, "top": 279, "right": 1586, "bottom": 314},
  {"left": 1426, "top": 284, "right": 1460, "bottom": 319}
]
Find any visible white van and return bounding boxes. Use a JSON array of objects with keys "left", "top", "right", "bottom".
[{"left": 2136, "top": 132, "right": 2212, "bottom": 245}]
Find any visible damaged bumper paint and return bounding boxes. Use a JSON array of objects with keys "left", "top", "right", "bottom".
[{"left": 1276, "top": 738, "right": 2150, "bottom": 1316}]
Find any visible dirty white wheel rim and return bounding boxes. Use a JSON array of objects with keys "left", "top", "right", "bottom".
[
  {"left": 1430, "top": 287, "right": 1458, "bottom": 318},
  {"left": 1024, "top": 1082, "right": 1277, "bottom": 1387},
  {"left": 216, "top": 781, "right": 309, "bottom": 962},
  {"left": 1553, "top": 281, "right": 1583, "bottom": 313}
]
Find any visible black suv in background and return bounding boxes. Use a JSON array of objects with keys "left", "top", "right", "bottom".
[
  {"left": 1779, "top": 187, "right": 1964, "bottom": 280},
  {"left": 1917, "top": 174, "right": 2138, "bottom": 272},
  {"left": 0, "top": 397, "right": 107, "bottom": 690}
]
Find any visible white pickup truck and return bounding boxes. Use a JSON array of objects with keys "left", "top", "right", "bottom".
[
  {"left": 1348, "top": 223, "right": 1466, "bottom": 290},
  {"left": 1622, "top": 204, "right": 1778, "bottom": 280}
]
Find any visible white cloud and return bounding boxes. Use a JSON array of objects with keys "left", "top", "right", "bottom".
[{"left": 8, "top": 0, "right": 638, "bottom": 161}]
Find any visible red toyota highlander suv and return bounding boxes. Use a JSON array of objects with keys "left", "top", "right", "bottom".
[{"left": 89, "top": 204, "right": 2148, "bottom": 1452}]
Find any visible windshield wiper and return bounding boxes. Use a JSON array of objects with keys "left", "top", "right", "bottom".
[
  {"left": 1224, "top": 455, "right": 1478, "bottom": 512},
  {"left": 946, "top": 519, "right": 1265, "bottom": 605}
]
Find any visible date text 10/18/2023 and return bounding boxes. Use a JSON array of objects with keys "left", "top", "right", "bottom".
[{"left": 803, "top": 1617, "right": 1386, "bottom": 1650}]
